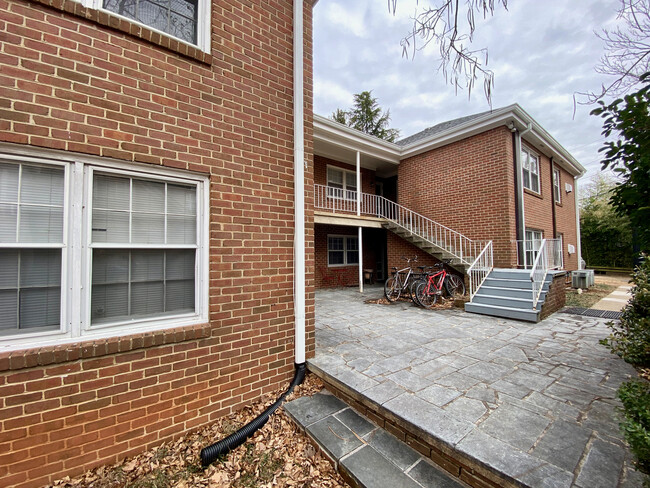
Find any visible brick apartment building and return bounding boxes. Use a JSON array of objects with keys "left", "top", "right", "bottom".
[
  {"left": 0, "top": 0, "right": 585, "bottom": 484},
  {"left": 313, "top": 108, "right": 584, "bottom": 290}
]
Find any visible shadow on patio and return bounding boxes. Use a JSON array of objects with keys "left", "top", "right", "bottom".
[{"left": 308, "top": 286, "right": 643, "bottom": 488}]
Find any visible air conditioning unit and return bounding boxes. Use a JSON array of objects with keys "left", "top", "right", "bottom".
[{"left": 565, "top": 183, "right": 573, "bottom": 193}]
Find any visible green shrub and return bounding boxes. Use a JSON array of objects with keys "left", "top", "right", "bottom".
[
  {"left": 601, "top": 253, "right": 650, "bottom": 365},
  {"left": 618, "top": 380, "right": 650, "bottom": 481}
]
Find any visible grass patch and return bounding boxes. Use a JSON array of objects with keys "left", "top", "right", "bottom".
[{"left": 565, "top": 283, "right": 617, "bottom": 308}]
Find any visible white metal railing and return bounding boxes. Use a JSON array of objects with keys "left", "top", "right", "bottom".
[
  {"left": 513, "top": 238, "right": 564, "bottom": 270},
  {"left": 530, "top": 239, "right": 549, "bottom": 310},
  {"left": 468, "top": 241, "right": 493, "bottom": 301},
  {"left": 315, "top": 184, "right": 486, "bottom": 265}
]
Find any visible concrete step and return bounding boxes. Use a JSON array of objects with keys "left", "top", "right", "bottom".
[
  {"left": 477, "top": 285, "right": 546, "bottom": 301},
  {"left": 471, "top": 294, "right": 536, "bottom": 309},
  {"left": 284, "top": 391, "right": 467, "bottom": 488},
  {"left": 464, "top": 302, "right": 541, "bottom": 322},
  {"left": 482, "top": 277, "right": 534, "bottom": 290},
  {"left": 489, "top": 268, "right": 534, "bottom": 280}
]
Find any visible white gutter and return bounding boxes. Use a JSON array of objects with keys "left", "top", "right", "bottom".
[
  {"left": 293, "top": 0, "right": 305, "bottom": 365},
  {"left": 514, "top": 122, "right": 532, "bottom": 246}
]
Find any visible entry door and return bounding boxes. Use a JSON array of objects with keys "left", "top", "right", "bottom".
[{"left": 524, "top": 229, "right": 543, "bottom": 268}]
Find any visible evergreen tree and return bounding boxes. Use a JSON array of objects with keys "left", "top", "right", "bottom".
[{"left": 330, "top": 91, "right": 400, "bottom": 143}]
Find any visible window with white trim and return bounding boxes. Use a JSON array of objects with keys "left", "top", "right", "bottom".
[
  {"left": 524, "top": 229, "right": 543, "bottom": 268},
  {"left": 80, "top": 0, "right": 211, "bottom": 51},
  {"left": 326, "top": 166, "right": 357, "bottom": 200},
  {"left": 327, "top": 235, "right": 359, "bottom": 266},
  {"left": 0, "top": 154, "right": 208, "bottom": 348},
  {"left": 522, "top": 147, "right": 540, "bottom": 193},
  {"left": 553, "top": 168, "right": 561, "bottom": 204}
]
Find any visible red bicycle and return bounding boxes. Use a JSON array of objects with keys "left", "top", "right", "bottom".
[{"left": 414, "top": 263, "right": 465, "bottom": 309}]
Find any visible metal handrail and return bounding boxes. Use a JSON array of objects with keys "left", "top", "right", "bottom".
[
  {"left": 314, "top": 184, "right": 485, "bottom": 265},
  {"left": 468, "top": 241, "right": 493, "bottom": 301},
  {"left": 513, "top": 238, "right": 564, "bottom": 270},
  {"left": 530, "top": 239, "right": 548, "bottom": 310}
]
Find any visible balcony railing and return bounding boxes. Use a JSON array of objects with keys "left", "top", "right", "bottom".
[
  {"left": 513, "top": 238, "right": 563, "bottom": 270},
  {"left": 315, "top": 184, "right": 487, "bottom": 266}
]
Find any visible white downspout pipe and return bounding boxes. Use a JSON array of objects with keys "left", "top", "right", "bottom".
[
  {"left": 514, "top": 122, "right": 532, "bottom": 267},
  {"left": 356, "top": 151, "right": 363, "bottom": 292},
  {"left": 574, "top": 175, "right": 582, "bottom": 270},
  {"left": 293, "top": 0, "right": 305, "bottom": 365}
]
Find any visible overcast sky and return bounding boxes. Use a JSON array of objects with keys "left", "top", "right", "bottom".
[{"left": 313, "top": 0, "right": 624, "bottom": 182}]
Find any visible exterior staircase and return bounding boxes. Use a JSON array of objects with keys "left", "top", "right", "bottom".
[
  {"left": 381, "top": 221, "right": 472, "bottom": 273},
  {"left": 464, "top": 269, "right": 552, "bottom": 322}
]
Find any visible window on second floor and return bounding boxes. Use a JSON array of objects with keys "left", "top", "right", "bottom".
[
  {"left": 327, "top": 167, "right": 357, "bottom": 200},
  {"left": 522, "top": 147, "right": 540, "bottom": 194},
  {"left": 553, "top": 168, "right": 561, "bottom": 204},
  {"left": 81, "top": 0, "right": 211, "bottom": 51}
]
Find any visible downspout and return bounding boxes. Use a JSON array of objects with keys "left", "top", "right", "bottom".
[
  {"left": 513, "top": 122, "right": 532, "bottom": 266},
  {"left": 356, "top": 151, "right": 363, "bottom": 293},
  {"left": 200, "top": 0, "right": 307, "bottom": 467},
  {"left": 575, "top": 176, "right": 582, "bottom": 269},
  {"left": 550, "top": 157, "right": 557, "bottom": 238}
]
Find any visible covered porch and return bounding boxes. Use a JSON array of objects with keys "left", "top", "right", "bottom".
[{"left": 308, "top": 286, "right": 641, "bottom": 488}]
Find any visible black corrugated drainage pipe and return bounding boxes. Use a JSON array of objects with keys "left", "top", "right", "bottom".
[{"left": 200, "top": 362, "right": 306, "bottom": 467}]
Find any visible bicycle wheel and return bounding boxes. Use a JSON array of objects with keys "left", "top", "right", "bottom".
[
  {"left": 415, "top": 281, "right": 438, "bottom": 309},
  {"left": 384, "top": 276, "right": 401, "bottom": 302},
  {"left": 445, "top": 274, "right": 466, "bottom": 298},
  {"left": 410, "top": 278, "right": 424, "bottom": 306}
]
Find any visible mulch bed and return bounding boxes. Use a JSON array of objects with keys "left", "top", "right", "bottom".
[
  {"left": 49, "top": 374, "right": 348, "bottom": 488},
  {"left": 365, "top": 295, "right": 460, "bottom": 310}
]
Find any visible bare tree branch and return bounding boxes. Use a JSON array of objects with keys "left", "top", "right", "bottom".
[
  {"left": 389, "top": 0, "right": 508, "bottom": 106},
  {"left": 578, "top": 0, "right": 650, "bottom": 104}
]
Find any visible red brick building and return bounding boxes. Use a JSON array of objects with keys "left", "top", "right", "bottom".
[
  {"left": 313, "top": 108, "right": 585, "bottom": 321},
  {"left": 0, "top": 0, "right": 315, "bottom": 486}
]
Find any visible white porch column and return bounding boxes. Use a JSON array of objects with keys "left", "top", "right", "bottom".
[
  {"left": 358, "top": 226, "right": 364, "bottom": 293},
  {"left": 356, "top": 150, "right": 361, "bottom": 217}
]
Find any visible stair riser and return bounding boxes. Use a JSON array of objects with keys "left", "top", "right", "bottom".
[
  {"left": 478, "top": 287, "right": 546, "bottom": 300},
  {"left": 464, "top": 303, "right": 540, "bottom": 322},
  {"left": 473, "top": 295, "right": 535, "bottom": 309},
  {"left": 490, "top": 270, "right": 535, "bottom": 280},
  {"left": 483, "top": 278, "right": 534, "bottom": 290}
]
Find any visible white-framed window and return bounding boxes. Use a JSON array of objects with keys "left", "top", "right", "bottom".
[
  {"left": 326, "top": 166, "right": 357, "bottom": 201},
  {"left": 522, "top": 147, "right": 540, "bottom": 194},
  {"left": 524, "top": 229, "right": 543, "bottom": 268},
  {"left": 327, "top": 235, "right": 359, "bottom": 267},
  {"left": 79, "top": 0, "right": 211, "bottom": 52},
  {"left": 553, "top": 168, "right": 561, "bottom": 204},
  {"left": 0, "top": 152, "right": 208, "bottom": 350}
]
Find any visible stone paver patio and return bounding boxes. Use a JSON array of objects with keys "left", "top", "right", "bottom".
[{"left": 310, "top": 286, "right": 644, "bottom": 488}]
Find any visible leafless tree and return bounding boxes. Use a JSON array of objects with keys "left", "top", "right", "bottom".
[
  {"left": 388, "top": 0, "right": 508, "bottom": 106},
  {"left": 582, "top": 0, "right": 650, "bottom": 103}
]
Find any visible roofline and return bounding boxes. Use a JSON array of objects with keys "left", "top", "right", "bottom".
[{"left": 314, "top": 105, "right": 586, "bottom": 177}]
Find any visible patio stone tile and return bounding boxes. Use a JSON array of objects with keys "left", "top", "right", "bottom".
[
  {"left": 386, "top": 369, "right": 432, "bottom": 392},
  {"left": 582, "top": 399, "right": 627, "bottom": 441},
  {"left": 490, "top": 344, "right": 530, "bottom": 363},
  {"left": 366, "top": 428, "right": 420, "bottom": 471},
  {"left": 419, "top": 384, "right": 462, "bottom": 407},
  {"left": 504, "top": 368, "right": 556, "bottom": 391},
  {"left": 465, "top": 384, "right": 498, "bottom": 404},
  {"left": 411, "top": 361, "right": 457, "bottom": 379},
  {"left": 407, "top": 459, "right": 466, "bottom": 488},
  {"left": 364, "top": 379, "right": 405, "bottom": 405},
  {"left": 374, "top": 355, "right": 419, "bottom": 374},
  {"left": 518, "top": 462, "right": 574, "bottom": 488},
  {"left": 335, "top": 368, "right": 380, "bottom": 393},
  {"left": 340, "top": 445, "right": 421, "bottom": 488},
  {"left": 531, "top": 420, "right": 591, "bottom": 473},
  {"left": 575, "top": 439, "right": 626, "bottom": 488},
  {"left": 460, "top": 362, "right": 511, "bottom": 383},
  {"left": 384, "top": 393, "right": 474, "bottom": 446},
  {"left": 477, "top": 403, "right": 550, "bottom": 451},
  {"left": 335, "top": 408, "right": 377, "bottom": 438},
  {"left": 525, "top": 391, "right": 581, "bottom": 420},
  {"left": 544, "top": 382, "right": 600, "bottom": 410},
  {"left": 435, "top": 372, "right": 481, "bottom": 390},
  {"left": 443, "top": 396, "right": 487, "bottom": 424},
  {"left": 491, "top": 379, "right": 531, "bottom": 399},
  {"left": 423, "top": 338, "right": 467, "bottom": 354},
  {"left": 284, "top": 392, "right": 347, "bottom": 427},
  {"left": 307, "top": 415, "right": 364, "bottom": 461}
]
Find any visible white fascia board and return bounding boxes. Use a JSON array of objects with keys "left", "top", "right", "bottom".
[{"left": 314, "top": 115, "right": 401, "bottom": 164}]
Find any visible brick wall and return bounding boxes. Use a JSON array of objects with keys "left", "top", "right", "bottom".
[
  {"left": 0, "top": 0, "right": 315, "bottom": 486},
  {"left": 540, "top": 272, "right": 567, "bottom": 320},
  {"left": 397, "top": 127, "right": 518, "bottom": 268},
  {"left": 522, "top": 145, "right": 579, "bottom": 271}
]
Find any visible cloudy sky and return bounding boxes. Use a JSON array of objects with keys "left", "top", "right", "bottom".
[{"left": 313, "top": 0, "right": 624, "bottom": 182}]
